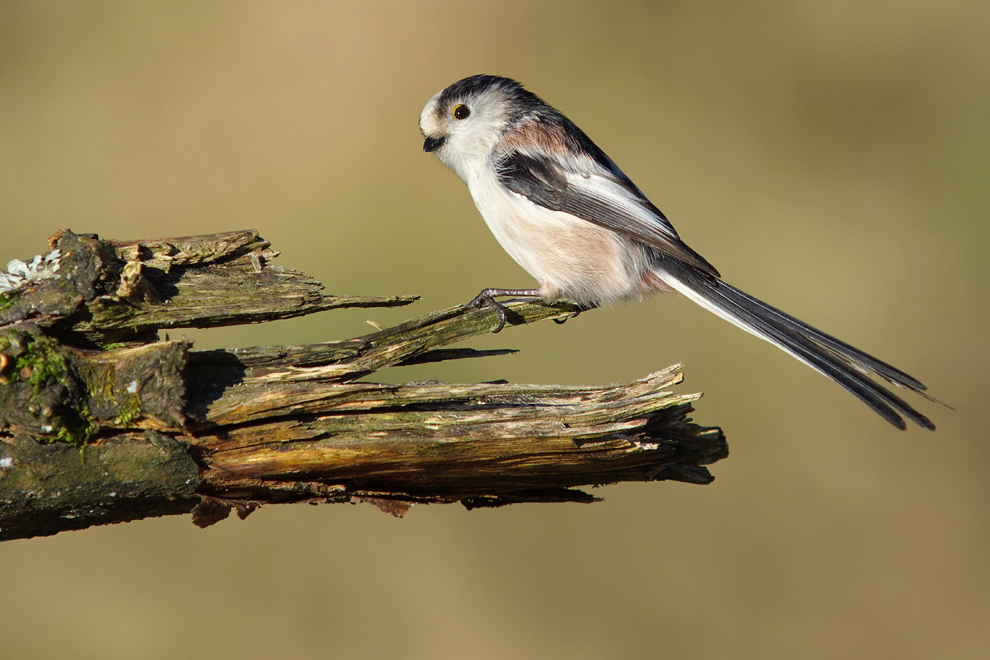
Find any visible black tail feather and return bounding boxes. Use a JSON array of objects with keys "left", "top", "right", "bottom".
[{"left": 661, "top": 262, "right": 935, "bottom": 430}]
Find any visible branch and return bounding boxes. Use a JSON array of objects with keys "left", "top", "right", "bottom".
[{"left": 0, "top": 230, "right": 727, "bottom": 541}]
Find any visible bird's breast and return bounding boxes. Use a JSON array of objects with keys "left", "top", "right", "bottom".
[{"left": 466, "top": 172, "right": 659, "bottom": 306}]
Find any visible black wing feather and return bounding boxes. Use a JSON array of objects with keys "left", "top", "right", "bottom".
[{"left": 497, "top": 151, "right": 721, "bottom": 278}]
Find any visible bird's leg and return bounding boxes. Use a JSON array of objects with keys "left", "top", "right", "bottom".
[
  {"left": 467, "top": 288, "right": 541, "bottom": 333},
  {"left": 552, "top": 301, "right": 600, "bottom": 325}
]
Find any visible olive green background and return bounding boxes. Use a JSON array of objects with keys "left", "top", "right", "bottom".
[{"left": 1, "top": 2, "right": 987, "bottom": 658}]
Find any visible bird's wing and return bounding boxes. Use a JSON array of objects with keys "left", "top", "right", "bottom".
[{"left": 496, "top": 149, "right": 720, "bottom": 278}]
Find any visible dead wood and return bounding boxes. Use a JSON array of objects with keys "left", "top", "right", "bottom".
[{"left": 0, "top": 230, "right": 726, "bottom": 541}]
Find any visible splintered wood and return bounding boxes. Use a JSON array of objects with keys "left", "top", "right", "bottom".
[{"left": 0, "top": 230, "right": 726, "bottom": 540}]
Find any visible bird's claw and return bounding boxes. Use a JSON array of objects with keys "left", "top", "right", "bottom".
[
  {"left": 466, "top": 288, "right": 542, "bottom": 334},
  {"left": 551, "top": 302, "right": 598, "bottom": 325},
  {"left": 472, "top": 293, "right": 509, "bottom": 333}
]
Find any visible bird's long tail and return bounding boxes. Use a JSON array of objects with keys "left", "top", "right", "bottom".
[{"left": 657, "top": 261, "right": 936, "bottom": 430}]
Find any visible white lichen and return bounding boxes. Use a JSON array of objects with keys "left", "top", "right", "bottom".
[
  {"left": 0, "top": 456, "right": 15, "bottom": 469},
  {"left": 0, "top": 249, "right": 62, "bottom": 294}
]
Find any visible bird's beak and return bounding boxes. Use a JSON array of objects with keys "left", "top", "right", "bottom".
[{"left": 423, "top": 135, "right": 446, "bottom": 153}]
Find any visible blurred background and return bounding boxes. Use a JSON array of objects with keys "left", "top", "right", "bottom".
[{"left": 1, "top": 1, "right": 987, "bottom": 658}]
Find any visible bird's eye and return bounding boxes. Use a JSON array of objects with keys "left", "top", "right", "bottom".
[{"left": 452, "top": 104, "right": 470, "bottom": 120}]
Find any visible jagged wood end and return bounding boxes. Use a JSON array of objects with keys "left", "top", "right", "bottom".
[
  {"left": 2, "top": 229, "right": 419, "bottom": 344},
  {"left": 185, "top": 361, "right": 728, "bottom": 521},
  {"left": 192, "top": 367, "right": 726, "bottom": 512}
]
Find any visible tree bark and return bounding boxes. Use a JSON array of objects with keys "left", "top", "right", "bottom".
[{"left": 0, "top": 230, "right": 727, "bottom": 541}]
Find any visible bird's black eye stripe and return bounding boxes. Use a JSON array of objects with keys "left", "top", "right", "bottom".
[{"left": 452, "top": 104, "right": 470, "bottom": 120}]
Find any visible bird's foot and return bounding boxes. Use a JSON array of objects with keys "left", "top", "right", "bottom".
[
  {"left": 467, "top": 288, "right": 541, "bottom": 333},
  {"left": 551, "top": 301, "right": 600, "bottom": 325}
]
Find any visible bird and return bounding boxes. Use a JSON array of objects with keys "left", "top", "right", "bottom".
[{"left": 419, "top": 74, "right": 937, "bottom": 430}]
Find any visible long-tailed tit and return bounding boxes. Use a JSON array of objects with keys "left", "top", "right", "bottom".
[{"left": 420, "top": 74, "right": 938, "bottom": 430}]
